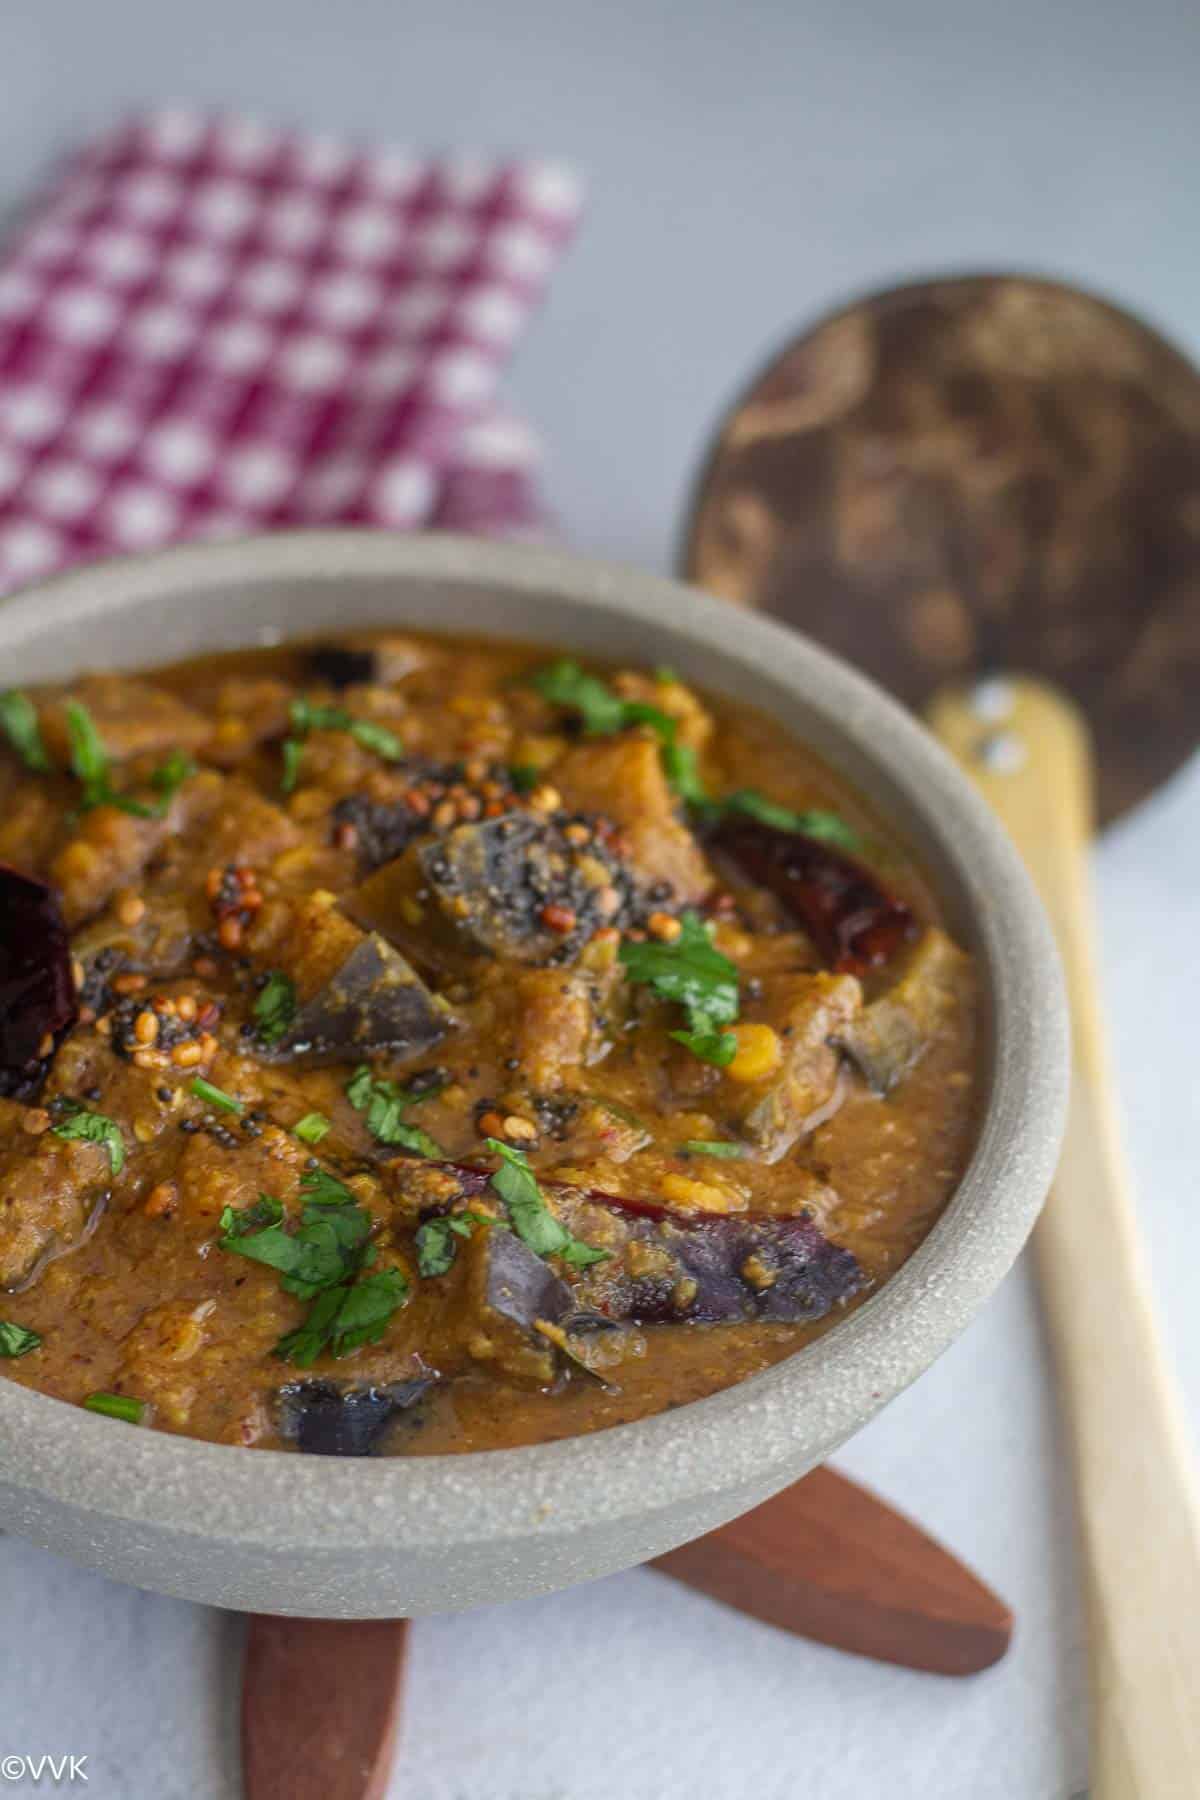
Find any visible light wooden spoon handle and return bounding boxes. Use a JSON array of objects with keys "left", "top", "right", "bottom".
[{"left": 928, "top": 676, "right": 1200, "bottom": 1799}]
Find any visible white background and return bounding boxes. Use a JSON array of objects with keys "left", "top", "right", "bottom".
[{"left": 2, "top": 3, "right": 1198, "bottom": 1794}]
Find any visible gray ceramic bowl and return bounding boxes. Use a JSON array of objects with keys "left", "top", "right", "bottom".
[{"left": 0, "top": 531, "right": 1067, "bottom": 1617}]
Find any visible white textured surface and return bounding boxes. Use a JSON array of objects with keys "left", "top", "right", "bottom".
[{"left": 1, "top": 0, "right": 1198, "bottom": 1793}]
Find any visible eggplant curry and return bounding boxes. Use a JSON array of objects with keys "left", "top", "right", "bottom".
[{"left": 0, "top": 633, "right": 979, "bottom": 1456}]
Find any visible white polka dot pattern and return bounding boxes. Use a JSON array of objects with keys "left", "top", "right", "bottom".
[{"left": 0, "top": 110, "right": 581, "bottom": 590}]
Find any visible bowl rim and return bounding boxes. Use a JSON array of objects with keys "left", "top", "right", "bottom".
[{"left": 0, "top": 529, "right": 1068, "bottom": 1556}]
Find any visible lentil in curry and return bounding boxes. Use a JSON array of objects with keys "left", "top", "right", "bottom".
[{"left": 0, "top": 632, "right": 979, "bottom": 1455}]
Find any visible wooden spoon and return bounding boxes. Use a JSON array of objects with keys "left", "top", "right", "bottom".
[
  {"left": 243, "top": 1617, "right": 408, "bottom": 1800},
  {"left": 682, "top": 272, "right": 1200, "bottom": 1798},
  {"left": 243, "top": 1467, "right": 1010, "bottom": 1798}
]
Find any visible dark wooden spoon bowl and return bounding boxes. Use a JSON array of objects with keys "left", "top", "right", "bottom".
[{"left": 682, "top": 272, "right": 1200, "bottom": 823}]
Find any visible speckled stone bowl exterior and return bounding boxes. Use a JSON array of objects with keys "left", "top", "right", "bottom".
[{"left": 0, "top": 532, "right": 1067, "bottom": 1618}]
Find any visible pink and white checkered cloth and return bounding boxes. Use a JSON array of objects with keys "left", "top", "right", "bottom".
[{"left": 0, "top": 108, "right": 583, "bottom": 594}]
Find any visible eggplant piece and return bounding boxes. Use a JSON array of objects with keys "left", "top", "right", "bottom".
[
  {"left": 458, "top": 1225, "right": 575, "bottom": 1384},
  {"left": 834, "top": 927, "right": 973, "bottom": 1094},
  {"left": 455, "top": 1224, "right": 626, "bottom": 1386},
  {"left": 0, "top": 1111, "right": 112, "bottom": 1289},
  {"left": 305, "top": 633, "right": 426, "bottom": 690},
  {"left": 39, "top": 675, "right": 210, "bottom": 764},
  {"left": 72, "top": 891, "right": 197, "bottom": 1002},
  {"left": 419, "top": 812, "right": 635, "bottom": 964},
  {"left": 597, "top": 1205, "right": 863, "bottom": 1325},
  {"left": 709, "top": 815, "right": 915, "bottom": 974},
  {"left": 733, "top": 972, "right": 861, "bottom": 1162},
  {"left": 479, "top": 1223, "right": 575, "bottom": 1334},
  {"left": 335, "top": 761, "right": 528, "bottom": 873},
  {"left": 431, "top": 1160, "right": 863, "bottom": 1331},
  {"left": 305, "top": 643, "right": 380, "bottom": 689},
  {"left": 275, "top": 1377, "right": 436, "bottom": 1456},
  {"left": 265, "top": 931, "right": 448, "bottom": 1067},
  {"left": 333, "top": 793, "right": 428, "bottom": 872},
  {"left": 0, "top": 864, "right": 77, "bottom": 1095}
]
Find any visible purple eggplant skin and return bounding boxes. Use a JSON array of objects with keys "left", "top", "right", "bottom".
[
  {"left": 264, "top": 932, "right": 447, "bottom": 1067},
  {"left": 0, "top": 864, "right": 77, "bottom": 1093},
  {"left": 480, "top": 1223, "right": 575, "bottom": 1334},
  {"left": 333, "top": 793, "right": 428, "bottom": 874},
  {"left": 433, "top": 1160, "right": 864, "bottom": 1330},
  {"left": 419, "top": 811, "right": 636, "bottom": 965},
  {"left": 585, "top": 1204, "right": 864, "bottom": 1326},
  {"left": 275, "top": 1377, "right": 436, "bottom": 1456},
  {"left": 708, "top": 815, "right": 916, "bottom": 975},
  {"left": 305, "top": 643, "right": 379, "bottom": 689},
  {"left": 457, "top": 1225, "right": 623, "bottom": 1386}
]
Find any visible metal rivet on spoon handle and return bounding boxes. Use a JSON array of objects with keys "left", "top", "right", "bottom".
[{"left": 681, "top": 272, "right": 1200, "bottom": 1797}]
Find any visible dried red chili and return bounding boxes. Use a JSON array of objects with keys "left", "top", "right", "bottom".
[{"left": 708, "top": 816, "right": 916, "bottom": 974}]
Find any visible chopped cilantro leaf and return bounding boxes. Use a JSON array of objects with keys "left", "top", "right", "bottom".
[
  {"left": 720, "top": 789, "right": 860, "bottom": 849},
  {"left": 190, "top": 1076, "right": 244, "bottom": 1115},
  {"left": 64, "top": 700, "right": 109, "bottom": 801},
  {"left": 791, "top": 810, "right": 860, "bottom": 850},
  {"left": 254, "top": 971, "right": 297, "bottom": 1046},
  {"left": 507, "top": 762, "right": 540, "bottom": 793},
  {"left": 531, "top": 659, "right": 632, "bottom": 736},
  {"left": 345, "top": 716, "right": 405, "bottom": 761},
  {"left": 416, "top": 1217, "right": 458, "bottom": 1277},
  {"left": 298, "top": 1165, "right": 360, "bottom": 1208},
  {"left": 52, "top": 1101, "right": 125, "bottom": 1175},
  {"left": 670, "top": 1023, "right": 738, "bottom": 1067},
  {"left": 387, "top": 1120, "right": 443, "bottom": 1159},
  {"left": 148, "top": 748, "right": 197, "bottom": 812},
  {"left": 532, "top": 657, "right": 678, "bottom": 743},
  {"left": 219, "top": 1173, "right": 371, "bottom": 1299},
  {"left": 620, "top": 697, "right": 681, "bottom": 737},
  {"left": 318, "top": 1268, "right": 409, "bottom": 1356},
  {"left": 63, "top": 700, "right": 174, "bottom": 818},
  {"left": 0, "top": 690, "right": 50, "bottom": 772},
  {"left": 219, "top": 1196, "right": 284, "bottom": 1237},
  {"left": 660, "top": 740, "right": 710, "bottom": 809},
  {"left": 0, "top": 1320, "right": 41, "bottom": 1358},
  {"left": 272, "top": 1285, "right": 343, "bottom": 1366},
  {"left": 681, "top": 1139, "right": 747, "bottom": 1159},
  {"left": 83, "top": 1392, "right": 144, "bottom": 1424},
  {"left": 218, "top": 1201, "right": 335, "bottom": 1293},
  {"left": 289, "top": 698, "right": 353, "bottom": 735},
  {"left": 283, "top": 697, "right": 404, "bottom": 787},
  {"left": 294, "top": 1112, "right": 331, "bottom": 1146},
  {"left": 64, "top": 701, "right": 158, "bottom": 816},
  {"left": 280, "top": 737, "right": 304, "bottom": 794},
  {"left": 274, "top": 1268, "right": 409, "bottom": 1366},
  {"left": 485, "top": 1139, "right": 609, "bottom": 1269},
  {"left": 344, "top": 1064, "right": 374, "bottom": 1110},
  {"left": 415, "top": 1212, "right": 478, "bottom": 1277},
  {"left": 557, "top": 1238, "right": 611, "bottom": 1270},
  {"left": 619, "top": 911, "right": 740, "bottom": 1068},
  {"left": 219, "top": 1168, "right": 409, "bottom": 1364},
  {"left": 345, "top": 1065, "right": 444, "bottom": 1159}
]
